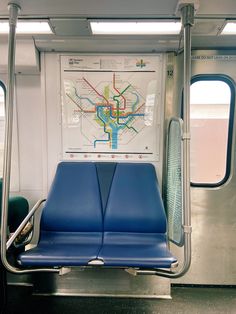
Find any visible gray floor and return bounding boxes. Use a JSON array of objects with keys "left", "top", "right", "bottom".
[{"left": 5, "top": 286, "right": 236, "bottom": 314}]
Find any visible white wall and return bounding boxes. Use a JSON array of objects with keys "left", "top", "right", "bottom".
[
  {"left": 0, "top": 73, "right": 45, "bottom": 207},
  {"left": 14, "top": 74, "right": 45, "bottom": 205},
  {"left": 42, "top": 53, "right": 62, "bottom": 189}
]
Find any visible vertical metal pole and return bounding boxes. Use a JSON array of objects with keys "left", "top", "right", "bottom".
[
  {"left": 0, "top": 3, "right": 60, "bottom": 275},
  {"left": 1, "top": 2, "right": 20, "bottom": 270},
  {"left": 156, "top": 4, "right": 194, "bottom": 279},
  {"left": 180, "top": 4, "right": 194, "bottom": 275},
  {"left": 0, "top": 4, "right": 60, "bottom": 274}
]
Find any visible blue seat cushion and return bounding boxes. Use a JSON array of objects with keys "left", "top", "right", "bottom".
[
  {"left": 18, "top": 231, "right": 103, "bottom": 267},
  {"left": 98, "top": 232, "right": 177, "bottom": 268},
  {"left": 104, "top": 163, "right": 167, "bottom": 233}
]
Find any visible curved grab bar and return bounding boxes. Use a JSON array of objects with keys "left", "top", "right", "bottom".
[
  {"left": 155, "top": 4, "right": 194, "bottom": 279},
  {"left": 0, "top": 2, "right": 59, "bottom": 275}
]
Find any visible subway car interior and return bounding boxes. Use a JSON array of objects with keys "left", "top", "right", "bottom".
[{"left": 0, "top": 0, "right": 236, "bottom": 313}]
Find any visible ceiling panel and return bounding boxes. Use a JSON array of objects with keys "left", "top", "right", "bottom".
[
  {"left": 192, "top": 35, "right": 236, "bottom": 48},
  {"left": 50, "top": 19, "right": 90, "bottom": 36},
  {"left": 193, "top": 19, "right": 225, "bottom": 36},
  {"left": 1, "top": 1, "right": 236, "bottom": 18},
  {"left": 197, "top": 0, "right": 236, "bottom": 17},
  {"left": 0, "top": 0, "right": 179, "bottom": 18}
]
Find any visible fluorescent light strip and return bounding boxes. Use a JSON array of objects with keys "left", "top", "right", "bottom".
[
  {"left": 0, "top": 21, "right": 52, "bottom": 34},
  {"left": 90, "top": 21, "right": 181, "bottom": 35},
  {"left": 221, "top": 22, "right": 236, "bottom": 35}
]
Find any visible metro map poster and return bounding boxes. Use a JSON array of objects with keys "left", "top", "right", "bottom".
[{"left": 60, "top": 55, "right": 163, "bottom": 161}]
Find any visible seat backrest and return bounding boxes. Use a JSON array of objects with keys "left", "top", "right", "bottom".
[
  {"left": 41, "top": 162, "right": 103, "bottom": 232},
  {"left": 95, "top": 162, "right": 117, "bottom": 213},
  {"left": 104, "top": 163, "right": 167, "bottom": 233}
]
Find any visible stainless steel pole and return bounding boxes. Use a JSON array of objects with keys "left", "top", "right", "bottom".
[
  {"left": 181, "top": 3, "right": 194, "bottom": 277},
  {"left": 0, "top": 3, "right": 59, "bottom": 274},
  {"left": 156, "top": 4, "right": 194, "bottom": 279},
  {"left": 1, "top": 2, "right": 21, "bottom": 272}
]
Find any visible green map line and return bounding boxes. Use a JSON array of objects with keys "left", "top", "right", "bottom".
[{"left": 112, "top": 84, "right": 138, "bottom": 133}]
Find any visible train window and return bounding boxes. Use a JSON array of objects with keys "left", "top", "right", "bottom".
[
  {"left": 0, "top": 82, "right": 5, "bottom": 177},
  {"left": 190, "top": 76, "right": 234, "bottom": 186}
]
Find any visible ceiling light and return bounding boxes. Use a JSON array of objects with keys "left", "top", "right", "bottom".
[
  {"left": 0, "top": 21, "right": 53, "bottom": 34},
  {"left": 221, "top": 22, "right": 236, "bottom": 35},
  {"left": 90, "top": 21, "right": 181, "bottom": 35}
]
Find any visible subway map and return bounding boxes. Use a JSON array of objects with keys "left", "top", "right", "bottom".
[{"left": 61, "top": 55, "right": 162, "bottom": 160}]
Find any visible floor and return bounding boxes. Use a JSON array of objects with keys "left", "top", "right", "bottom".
[{"left": 4, "top": 285, "right": 236, "bottom": 314}]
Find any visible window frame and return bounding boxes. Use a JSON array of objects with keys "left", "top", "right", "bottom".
[{"left": 189, "top": 74, "right": 235, "bottom": 188}]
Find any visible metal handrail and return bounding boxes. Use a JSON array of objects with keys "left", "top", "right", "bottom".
[
  {"left": 0, "top": 2, "right": 60, "bottom": 275},
  {"left": 154, "top": 4, "right": 194, "bottom": 279},
  {"left": 133, "top": 118, "right": 191, "bottom": 278}
]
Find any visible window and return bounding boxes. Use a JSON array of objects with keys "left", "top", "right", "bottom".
[
  {"left": 190, "top": 76, "right": 234, "bottom": 186},
  {"left": 0, "top": 82, "right": 5, "bottom": 177}
]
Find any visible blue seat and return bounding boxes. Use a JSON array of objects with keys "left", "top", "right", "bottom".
[
  {"left": 98, "top": 163, "right": 177, "bottom": 268},
  {"left": 18, "top": 162, "right": 176, "bottom": 269},
  {"left": 18, "top": 162, "right": 103, "bottom": 266}
]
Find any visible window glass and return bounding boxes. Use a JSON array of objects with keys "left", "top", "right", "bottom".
[
  {"left": 190, "top": 79, "right": 232, "bottom": 185},
  {"left": 0, "top": 83, "right": 5, "bottom": 177}
]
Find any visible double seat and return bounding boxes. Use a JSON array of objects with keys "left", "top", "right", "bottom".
[{"left": 18, "top": 162, "right": 177, "bottom": 269}]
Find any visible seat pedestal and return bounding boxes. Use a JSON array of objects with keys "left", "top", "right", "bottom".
[{"left": 32, "top": 268, "right": 172, "bottom": 299}]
